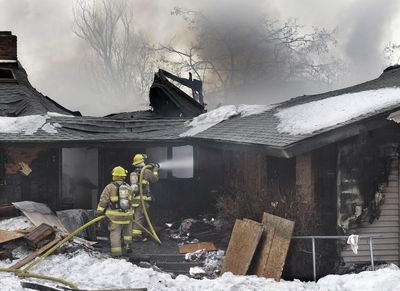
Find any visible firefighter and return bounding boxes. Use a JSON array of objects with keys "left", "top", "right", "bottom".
[
  {"left": 130, "top": 153, "right": 159, "bottom": 241},
  {"left": 96, "top": 166, "right": 134, "bottom": 256}
]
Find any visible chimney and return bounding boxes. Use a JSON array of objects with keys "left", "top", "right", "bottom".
[{"left": 0, "top": 31, "right": 17, "bottom": 61}]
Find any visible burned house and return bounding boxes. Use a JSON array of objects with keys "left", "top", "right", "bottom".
[
  {"left": 2, "top": 30, "right": 400, "bottom": 279},
  {"left": 0, "top": 32, "right": 207, "bottom": 224},
  {"left": 184, "top": 64, "right": 400, "bottom": 278}
]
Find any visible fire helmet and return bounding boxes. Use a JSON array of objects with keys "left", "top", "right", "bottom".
[
  {"left": 132, "top": 153, "right": 147, "bottom": 166},
  {"left": 112, "top": 166, "right": 127, "bottom": 177}
]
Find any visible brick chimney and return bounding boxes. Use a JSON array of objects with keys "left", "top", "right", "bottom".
[{"left": 0, "top": 31, "right": 17, "bottom": 61}]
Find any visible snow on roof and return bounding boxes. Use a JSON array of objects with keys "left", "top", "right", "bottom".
[
  {"left": 275, "top": 87, "right": 400, "bottom": 136},
  {"left": 180, "top": 104, "right": 273, "bottom": 137},
  {"left": 0, "top": 113, "right": 64, "bottom": 135}
]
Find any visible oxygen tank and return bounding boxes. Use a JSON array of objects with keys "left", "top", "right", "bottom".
[
  {"left": 130, "top": 172, "right": 139, "bottom": 194},
  {"left": 118, "top": 183, "right": 131, "bottom": 211}
]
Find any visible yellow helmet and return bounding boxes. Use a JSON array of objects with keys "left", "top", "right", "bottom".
[
  {"left": 112, "top": 166, "right": 127, "bottom": 177},
  {"left": 132, "top": 154, "right": 146, "bottom": 166}
]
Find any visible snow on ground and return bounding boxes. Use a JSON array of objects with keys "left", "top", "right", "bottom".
[
  {"left": 0, "top": 216, "right": 33, "bottom": 231},
  {"left": 275, "top": 87, "right": 400, "bottom": 136},
  {"left": 1, "top": 248, "right": 400, "bottom": 291},
  {"left": 0, "top": 113, "right": 66, "bottom": 135},
  {"left": 181, "top": 104, "right": 273, "bottom": 137}
]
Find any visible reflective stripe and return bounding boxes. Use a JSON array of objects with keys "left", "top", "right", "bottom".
[
  {"left": 106, "top": 209, "right": 134, "bottom": 217},
  {"left": 112, "top": 220, "right": 131, "bottom": 225},
  {"left": 132, "top": 229, "right": 142, "bottom": 235},
  {"left": 110, "top": 195, "right": 119, "bottom": 202},
  {"left": 132, "top": 203, "right": 140, "bottom": 207},
  {"left": 111, "top": 247, "right": 122, "bottom": 254},
  {"left": 142, "top": 179, "right": 149, "bottom": 185},
  {"left": 153, "top": 171, "right": 158, "bottom": 176},
  {"left": 124, "top": 236, "right": 132, "bottom": 241},
  {"left": 96, "top": 205, "right": 105, "bottom": 212},
  {"left": 133, "top": 196, "right": 152, "bottom": 201}
]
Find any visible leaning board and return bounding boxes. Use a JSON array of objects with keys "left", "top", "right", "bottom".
[
  {"left": 254, "top": 212, "right": 295, "bottom": 281},
  {"left": 221, "top": 219, "right": 264, "bottom": 275}
]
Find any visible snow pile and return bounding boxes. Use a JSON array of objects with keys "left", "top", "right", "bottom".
[
  {"left": 0, "top": 113, "right": 66, "bottom": 135},
  {"left": 181, "top": 104, "right": 273, "bottom": 136},
  {"left": 275, "top": 87, "right": 400, "bottom": 135},
  {"left": 1, "top": 248, "right": 400, "bottom": 291},
  {"left": 0, "top": 216, "right": 33, "bottom": 231}
]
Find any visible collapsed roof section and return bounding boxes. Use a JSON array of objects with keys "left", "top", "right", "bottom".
[
  {"left": 0, "top": 62, "right": 81, "bottom": 117},
  {"left": 149, "top": 69, "right": 205, "bottom": 118}
]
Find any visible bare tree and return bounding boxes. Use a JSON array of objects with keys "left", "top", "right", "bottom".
[
  {"left": 164, "top": 7, "right": 342, "bottom": 106},
  {"left": 73, "top": 0, "right": 158, "bottom": 108}
]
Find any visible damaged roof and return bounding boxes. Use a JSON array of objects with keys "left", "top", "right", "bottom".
[
  {"left": 0, "top": 64, "right": 194, "bottom": 144},
  {"left": 188, "top": 66, "right": 400, "bottom": 157},
  {"left": 0, "top": 62, "right": 81, "bottom": 117}
]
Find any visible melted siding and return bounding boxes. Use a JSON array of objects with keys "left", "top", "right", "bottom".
[{"left": 341, "top": 159, "right": 399, "bottom": 264}]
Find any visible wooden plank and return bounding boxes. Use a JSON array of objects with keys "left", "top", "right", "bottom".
[
  {"left": 254, "top": 213, "right": 295, "bottom": 281},
  {"left": 178, "top": 242, "right": 217, "bottom": 253},
  {"left": 10, "top": 237, "right": 61, "bottom": 269},
  {"left": 0, "top": 230, "right": 24, "bottom": 244},
  {"left": 24, "top": 223, "right": 54, "bottom": 247},
  {"left": 221, "top": 219, "right": 264, "bottom": 275}
]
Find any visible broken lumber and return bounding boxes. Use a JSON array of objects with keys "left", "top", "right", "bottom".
[
  {"left": 221, "top": 219, "right": 264, "bottom": 275},
  {"left": 0, "top": 230, "right": 24, "bottom": 244},
  {"left": 24, "top": 223, "right": 54, "bottom": 247},
  {"left": 179, "top": 242, "right": 217, "bottom": 253},
  {"left": 253, "top": 212, "right": 295, "bottom": 281},
  {"left": 11, "top": 237, "right": 61, "bottom": 269}
]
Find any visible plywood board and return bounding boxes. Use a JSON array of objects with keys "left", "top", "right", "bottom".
[
  {"left": 221, "top": 219, "right": 264, "bottom": 275},
  {"left": 0, "top": 230, "right": 24, "bottom": 244},
  {"left": 179, "top": 242, "right": 217, "bottom": 253},
  {"left": 254, "top": 212, "right": 294, "bottom": 281}
]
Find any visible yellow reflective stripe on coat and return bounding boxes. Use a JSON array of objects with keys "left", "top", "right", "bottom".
[
  {"left": 111, "top": 246, "right": 122, "bottom": 254},
  {"left": 141, "top": 179, "right": 149, "bottom": 185},
  {"left": 106, "top": 209, "right": 134, "bottom": 216},
  {"left": 96, "top": 205, "right": 105, "bottom": 213},
  {"left": 110, "top": 195, "right": 119, "bottom": 202},
  {"left": 133, "top": 196, "right": 152, "bottom": 201},
  {"left": 132, "top": 229, "right": 142, "bottom": 235},
  {"left": 132, "top": 203, "right": 140, "bottom": 207}
]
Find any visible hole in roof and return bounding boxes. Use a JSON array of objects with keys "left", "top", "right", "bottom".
[{"left": 0, "top": 69, "right": 14, "bottom": 79}]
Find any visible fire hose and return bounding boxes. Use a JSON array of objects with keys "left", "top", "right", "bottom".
[
  {"left": 0, "top": 215, "right": 106, "bottom": 289},
  {"left": 0, "top": 165, "right": 161, "bottom": 288},
  {"left": 132, "top": 164, "right": 161, "bottom": 245}
]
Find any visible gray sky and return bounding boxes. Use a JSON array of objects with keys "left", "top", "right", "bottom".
[{"left": 1, "top": 0, "right": 400, "bottom": 115}]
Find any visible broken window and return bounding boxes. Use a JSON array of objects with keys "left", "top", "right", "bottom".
[
  {"left": 62, "top": 148, "right": 98, "bottom": 209},
  {"left": 172, "top": 146, "right": 193, "bottom": 178}
]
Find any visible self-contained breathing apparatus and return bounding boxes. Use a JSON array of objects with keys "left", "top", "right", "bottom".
[{"left": 110, "top": 182, "right": 132, "bottom": 211}]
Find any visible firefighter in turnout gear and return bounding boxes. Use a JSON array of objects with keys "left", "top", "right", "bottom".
[
  {"left": 130, "top": 154, "right": 159, "bottom": 241},
  {"left": 96, "top": 166, "right": 134, "bottom": 256}
]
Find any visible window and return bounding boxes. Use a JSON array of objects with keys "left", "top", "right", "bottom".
[
  {"left": 0, "top": 69, "right": 14, "bottom": 79},
  {"left": 172, "top": 146, "right": 193, "bottom": 178}
]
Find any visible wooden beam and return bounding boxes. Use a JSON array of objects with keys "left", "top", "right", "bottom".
[
  {"left": 10, "top": 237, "right": 61, "bottom": 269},
  {"left": 295, "top": 153, "right": 315, "bottom": 211}
]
